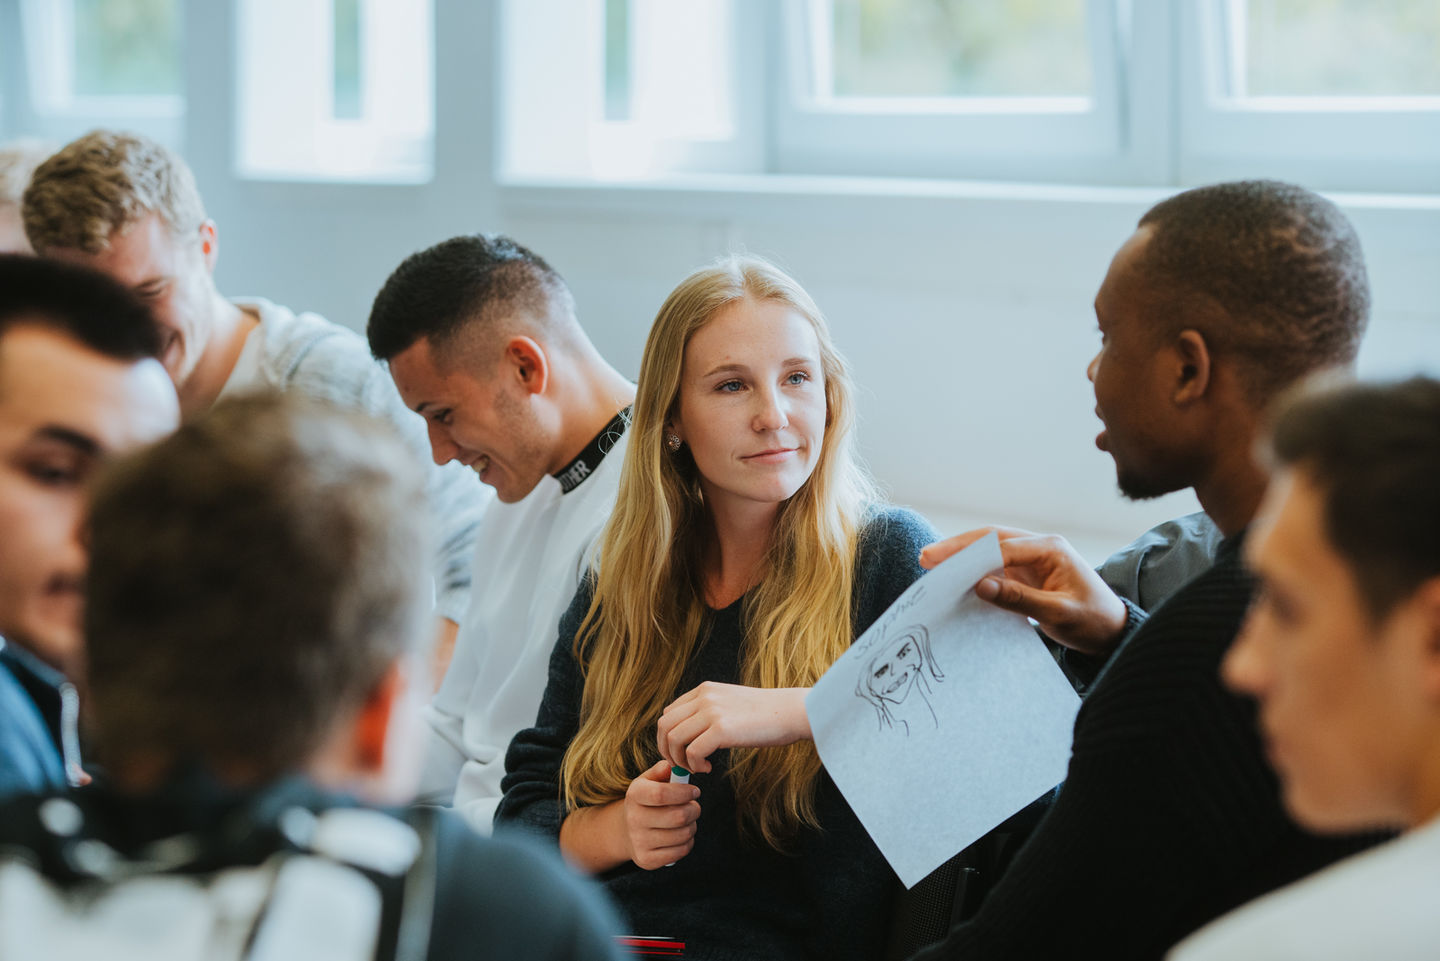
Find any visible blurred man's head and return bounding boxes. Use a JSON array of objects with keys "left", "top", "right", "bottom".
[
  {"left": 1088, "top": 180, "right": 1369, "bottom": 503},
  {"left": 0, "top": 255, "right": 176, "bottom": 673},
  {"left": 368, "top": 233, "right": 583, "bottom": 503},
  {"left": 23, "top": 130, "right": 222, "bottom": 389},
  {"left": 1225, "top": 377, "right": 1440, "bottom": 833},
  {"left": 0, "top": 140, "right": 53, "bottom": 254},
  {"left": 84, "top": 393, "right": 435, "bottom": 800}
]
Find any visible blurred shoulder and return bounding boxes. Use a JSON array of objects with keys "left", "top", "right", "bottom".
[
  {"left": 428, "top": 811, "right": 623, "bottom": 961},
  {"left": 858, "top": 503, "right": 939, "bottom": 562}
]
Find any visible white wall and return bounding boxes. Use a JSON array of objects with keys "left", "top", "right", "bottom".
[{"left": 182, "top": 0, "right": 1440, "bottom": 563}]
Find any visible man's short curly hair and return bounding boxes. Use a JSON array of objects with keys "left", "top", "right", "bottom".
[
  {"left": 22, "top": 130, "right": 206, "bottom": 255},
  {"left": 1136, "top": 180, "right": 1370, "bottom": 402}
]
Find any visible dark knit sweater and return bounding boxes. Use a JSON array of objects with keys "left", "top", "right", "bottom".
[
  {"left": 911, "top": 533, "right": 1386, "bottom": 961},
  {"left": 496, "top": 505, "right": 938, "bottom": 961}
]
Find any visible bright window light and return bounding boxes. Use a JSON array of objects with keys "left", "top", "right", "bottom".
[
  {"left": 72, "top": 0, "right": 180, "bottom": 97},
  {"left": 820, "top": 0, "right": 1092, "bottom": 101},
  {"left": 235, "top": 0, "right": 433, "bottom": 183},
  {"left": 503, "top": 0, "right": 745, "bottom": 180},
  {"left": 591, "top": 0, "right": 737, "bottom": 176},
  {"left": 1180, "top": 0, "right": 1440, "bottom": 192},
  {"left": 772, "top": 0, "right": 1121, "bottom": 180},
  {"left": 1234, "top": 0, "right": 1440, "bottom": 98},
  {"left": 20, "top": 0, "right": 182, "bottom": 117}
]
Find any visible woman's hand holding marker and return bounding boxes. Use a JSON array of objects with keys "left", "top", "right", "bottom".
[{"left": 622, "top": 758, "right": 701, "bottom": 870}]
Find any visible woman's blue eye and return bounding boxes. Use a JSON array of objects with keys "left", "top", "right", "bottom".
[
  {"left": 717, "top": 380, "right": 744, "bottom": 392},
  {"left": 787, "top": 371, "right": 810, "bottom": 385}
]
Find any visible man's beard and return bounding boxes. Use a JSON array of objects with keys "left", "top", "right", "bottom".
[{"left": 1116, "top": 464, "right": 1182, "bottom": 502}]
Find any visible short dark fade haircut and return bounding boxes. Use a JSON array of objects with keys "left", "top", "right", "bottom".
[
  {"left": 84, "top": 392, "right": 434, "bottom": 781},
  {"left": 0, "top": 253, "right": 161, "bottom": 363},
  {"left": 367, "top": 233, "right": 573, "bottom": 362},
  {"left": 1137, "top": 180, "right": 1370, "bottom": 401},
  {"left": 1269, "top": 376, "right": 1440, "bottom": 622}
]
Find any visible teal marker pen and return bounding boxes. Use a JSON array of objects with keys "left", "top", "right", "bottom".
[{"left": 665, "top": 765, "right": 692, "bottom": 866}]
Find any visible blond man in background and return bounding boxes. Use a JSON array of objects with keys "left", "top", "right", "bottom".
[{"left": 23, "top": 131, "right": 489, "bottom": 674}]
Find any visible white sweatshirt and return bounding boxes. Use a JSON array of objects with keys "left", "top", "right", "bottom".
[{"left": 420, "top": 426, "right": 629, "bottom": 833}]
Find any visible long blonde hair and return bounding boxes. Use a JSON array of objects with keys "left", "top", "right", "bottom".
[{"left": 561, "top": 256, "right": 875, "bottom": 847}]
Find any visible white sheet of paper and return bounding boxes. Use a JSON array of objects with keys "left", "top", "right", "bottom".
[{"left": 807, "top": 532, "right": 1081, "bottom": 889}]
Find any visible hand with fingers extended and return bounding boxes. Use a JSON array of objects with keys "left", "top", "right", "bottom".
[
  {"left": 919, "top": 526, "right": 1129, "bottom": 656},
  {"left": 656, "top": 682, "right": 812, "bottom": 775}
]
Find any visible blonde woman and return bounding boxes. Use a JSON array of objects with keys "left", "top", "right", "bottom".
[{"left": 497, "top": 257, "right": 936, "bottom": 959}]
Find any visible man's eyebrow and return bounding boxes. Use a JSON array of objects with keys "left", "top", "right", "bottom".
[{"left": 34, "top": 426, "right": 100, "bottom": 456}]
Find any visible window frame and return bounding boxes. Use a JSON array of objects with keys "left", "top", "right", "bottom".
[{"left": 768, "top": 0, "right": 1138, "bottom": 184}]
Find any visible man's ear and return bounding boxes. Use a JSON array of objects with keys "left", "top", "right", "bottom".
[
  {"left": 1412, "top": 577, "right": 1440, "bottom": 701},
  {"left": 1171, "top": 328, "right": 1213, "bottom": 407},
  {"left": 351, "top": 660, "right": 406, "bottom": 776},
  {"left": 198, "top": 220, "right": 219, "bottom": 274},
  {"left": 505, "top": 336, "right": 549, "bottom": 396}
]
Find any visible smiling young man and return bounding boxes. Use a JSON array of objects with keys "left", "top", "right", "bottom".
[
  {"left": 0, "top": 255, "right": 178, "bottom": 799},
  {"left": 367, "top": 233, "right": 635, "bottom": 833},
  {"left": 1167, "top": 377, "right": 1440, "bottom": 960},
  {"left": 21, "top": 131, "right": 488, "bottom": 676},
  {"left": 913, "top": 181, "right": 1381, "bottom": 960}
]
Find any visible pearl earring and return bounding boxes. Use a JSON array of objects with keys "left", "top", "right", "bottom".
[{"left": 665, "top": 433, "right": 682, "bottom": 452}]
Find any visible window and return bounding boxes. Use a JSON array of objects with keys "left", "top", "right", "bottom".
[
  {"left": 71, "top": 0, "right": 180, "bottom": 98},
  {"left": 824, "top": 0, "right": 1092, "bottom": 99},
  {"left": 500, "top": 0, "right": 1440, "bottom": 193},
  {"left": 501, "top": 0, "right": 761, "bottom": 179},
  {"left": 772, "top": 0, "right": 1125, "bottom": 181},
  {"left": 1179, "top": 0, "right": 1440, "bottom": 192},
  {"left": 4, "top": 0, "right": 183, "bottom": 147},
  {"left": 235, "top": 0, "right": 434, "bottom": 183}
]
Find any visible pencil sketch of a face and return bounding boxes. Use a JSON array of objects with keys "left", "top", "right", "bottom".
[{"left": 857, "top": 625, "right": 945, "bottom": 734}]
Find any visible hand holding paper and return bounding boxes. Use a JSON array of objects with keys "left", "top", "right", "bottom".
[
  {"left": 921, "top": 525, "right": 1129, "bottom": 656},
  {"left": 809, "top": 532, "right": 1081, "bottom": 888}
]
